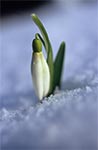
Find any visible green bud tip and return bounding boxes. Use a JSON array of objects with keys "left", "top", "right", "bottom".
[{"left": 32, "top": 38, "right": 42, "bottom": 53}]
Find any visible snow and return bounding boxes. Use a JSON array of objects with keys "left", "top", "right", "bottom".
[
  {"left": 0, "top": 1, "right": 98, "bottom": 150},
  {"left": 0, "top": 85, "right": 98, "bottom": 149}
]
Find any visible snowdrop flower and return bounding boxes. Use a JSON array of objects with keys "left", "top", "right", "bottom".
[
  {"left": 31, "top": 14, "right": 65, "bottom": 101},
  {"left": 31, "top": 38, "right": 50, "bottom": 101}
]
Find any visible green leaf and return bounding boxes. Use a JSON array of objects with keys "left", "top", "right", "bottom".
[
  {"left": 32, "top": 14, "right": 50, "bottom": 53},
  {"left": 54, "top": 42, "right": 66, "bottom": 89},
  {"left": 31, "top": 14, "right": 54, "bottom": 94}
]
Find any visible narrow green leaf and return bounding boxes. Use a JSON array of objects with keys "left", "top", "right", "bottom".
[
  {"left": 54, "top": 42, "right": 66, "bottom": 89},
  {"left": 31, "top": 14, "right": 54, "bottom": 94},
  {"left": 31, "top": 14, "right": 51, "bottom": 55}
]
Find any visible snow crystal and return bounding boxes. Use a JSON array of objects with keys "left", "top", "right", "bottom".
[{"left": 85, "top": 86, "right": 92, "bottom": 93}]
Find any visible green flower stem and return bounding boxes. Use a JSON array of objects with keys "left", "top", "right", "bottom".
[
  {"left": 32, "top": 14, "right": 54, "bottom": 94},
  {"left": 35, "top": 33, "right": 46, "bottom": 51}
]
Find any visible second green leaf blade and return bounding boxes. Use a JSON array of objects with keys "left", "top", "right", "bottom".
[{"left": 54, "top": 42, "right": 66, "bottom": 89}]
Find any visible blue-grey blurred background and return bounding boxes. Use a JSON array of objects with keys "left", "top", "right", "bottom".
[{"left": 0, "top": 0, "right": 98, "bottom": 149}]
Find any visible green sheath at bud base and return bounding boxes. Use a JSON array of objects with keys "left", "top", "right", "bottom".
[{"left": 33, "top": 38, "right": 42, "bottom": 52}]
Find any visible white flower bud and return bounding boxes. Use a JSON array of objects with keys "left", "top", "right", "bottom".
[{"left": 31, "top": 38, "right": 50, "bottom": 101}]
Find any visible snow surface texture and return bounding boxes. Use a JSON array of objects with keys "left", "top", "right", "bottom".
[{"left": 0, "top": 1, "right": 98, "bottom": 150}]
